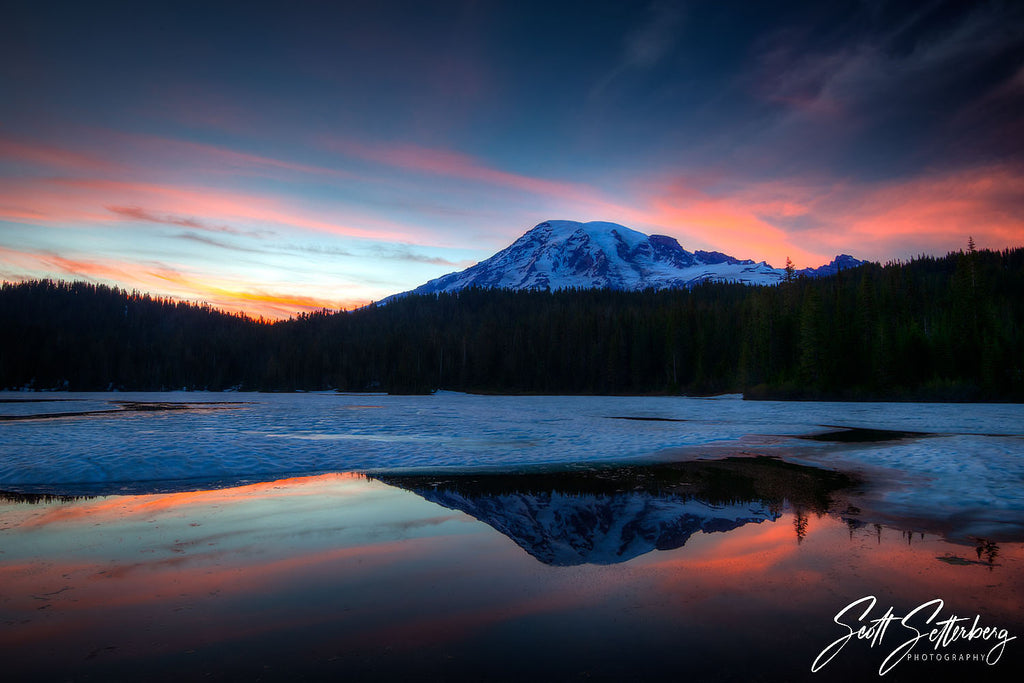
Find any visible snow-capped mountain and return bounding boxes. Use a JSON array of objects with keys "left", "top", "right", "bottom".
[
  {"left": 405, "top": 487, "right": 777, "bottom": 566},
  {"left": 377, "top": 466, "right": 786, "bottom": 566},
  {"left": 405, "top": 220, "right": 863, "bottom": 296}
]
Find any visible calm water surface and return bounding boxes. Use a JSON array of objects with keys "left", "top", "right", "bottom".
[{"left": 1, "top": 394, "right": 1022, "bottom": 681}]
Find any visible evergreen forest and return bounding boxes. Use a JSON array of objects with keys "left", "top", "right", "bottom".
[{"left": 2, "top": 246, "right": 1022, "bottom": 401}]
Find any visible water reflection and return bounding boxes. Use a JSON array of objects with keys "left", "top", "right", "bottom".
[
  {"left": 0, "top": 490, "right": 94, "bottom": 504},
  {"left": 377, "top": 457, "right": 855, "bottom": 565},
  {"left": 2, "top": 467, "right": 1022, "bottom": 681}
]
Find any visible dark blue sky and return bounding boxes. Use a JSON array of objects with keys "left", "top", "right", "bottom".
[{"left": 2, "top": 0, "right": 1022, "bottom": 316}]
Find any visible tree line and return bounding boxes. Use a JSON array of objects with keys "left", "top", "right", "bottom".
[{"left": 2, "top": 246, "right": 1022, "bottom": 401}]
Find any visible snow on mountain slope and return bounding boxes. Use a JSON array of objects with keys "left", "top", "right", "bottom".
[
  {"left": 405, "top": 220, "right": 863, "bottom": 296},
  {"left": 402, "top": 486, "right": 777, "bottom": 566}
]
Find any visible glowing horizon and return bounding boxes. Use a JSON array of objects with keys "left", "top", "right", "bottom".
[{"left": 3, "top": 2, "right": 1022, "bottom": 319}]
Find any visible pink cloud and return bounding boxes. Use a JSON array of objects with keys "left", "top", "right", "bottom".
[
  {"left": 120, "top": 133, "right": 360, "bottom": 181},
  {"left": 642, "top": 194, "right": 827, "bottom": 267},
  {"left": 629, "top": 163, "right": 1024, "bottom": 266},
  {"left": 104, "top": 205, "right": 248, "bottom": 234},
  {"left": 324, "top": 137, "right": 600, "bottom": 202},
  {"left": 6, "top": 126, "right": 1020, "bottom": 303},
  {"left": 0, "top": 176, "right": 418, "bottom": 242},
  {"left": 2, "top": 129, "right": 359, "bottom": 183},
  {"left": 0, "top": 136, "right": 121, "bottom": 173},
  {"left": 802, "top": 165, "right": 1024, "bottom": 255},
  {"left": 0, "top": 132, "right": 444, "bottom": 244}
]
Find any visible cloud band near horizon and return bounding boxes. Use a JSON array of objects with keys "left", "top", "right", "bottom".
[{"left": 2, "top": 0, "right": 1022, "bottom": 318}]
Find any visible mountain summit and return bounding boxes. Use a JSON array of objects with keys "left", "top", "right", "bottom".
[{"left": 406, "top": 220, "right": 861, "bottom": 296}]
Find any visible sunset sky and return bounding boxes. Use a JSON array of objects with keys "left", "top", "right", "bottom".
[{"left": 2, "top": 0, "right": 1023, "bottom": 318}]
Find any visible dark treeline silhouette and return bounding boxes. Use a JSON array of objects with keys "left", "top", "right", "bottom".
[
  {"left": 0, "top": 282, "right": 264, "bottom": 391},
  {"left": 2, "top": 246, "right": 1022, "bottom": 400}
]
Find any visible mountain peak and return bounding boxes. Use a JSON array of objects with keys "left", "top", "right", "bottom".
[
  {"left": 513, "top": 220, "right": 650, "bottom": 257},
  {"left": 402, "top": 220, "right": 864, "bottom": 297}
]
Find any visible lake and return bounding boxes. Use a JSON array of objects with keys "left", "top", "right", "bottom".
[{"left": 1, "top": 392, "right": 1022, "bottom": 681}]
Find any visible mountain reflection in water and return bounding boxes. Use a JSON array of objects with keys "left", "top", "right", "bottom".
[
  {"left": 377, "top": 456, "right": 855, "bottom": 565},
  {"left": 3, "top": 465, "right": 1021, "bottom": 682}
]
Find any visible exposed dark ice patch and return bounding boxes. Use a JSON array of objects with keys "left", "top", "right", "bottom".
[
  {"left": 796, "top": 426, "right": 933, "bottom": 442},
  {"left": 0, "top": 401, "right": 251, "bottom": 422},
  {"left": 0, "top": 398, "right": 80, "bottom": 403}
]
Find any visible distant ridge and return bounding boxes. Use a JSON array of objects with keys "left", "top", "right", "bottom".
[{"left": 400, "top": 220, "right": 863, "bottom": 297}]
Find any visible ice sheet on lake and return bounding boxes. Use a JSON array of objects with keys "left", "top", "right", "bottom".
[{"left": 1, "top": 391, "right": 1022, "bottom": 534}]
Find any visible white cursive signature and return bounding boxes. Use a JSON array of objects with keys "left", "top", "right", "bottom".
[{"left": 812, "top": 596, "right": 1017, "bottom": 676}]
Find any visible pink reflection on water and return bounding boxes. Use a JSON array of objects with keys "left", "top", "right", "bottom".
[{"left": 2, "top": 474, "right": 1022, "bottom": 680}]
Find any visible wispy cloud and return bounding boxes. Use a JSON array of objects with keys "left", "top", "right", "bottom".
[
  {"left": 174, "top": 232, "right": 269, "bottom": 254},
  {"left": 107, "top": 205, "right": 259, "bottom": 236},
  {"left": 0, "top": 247, "right": 186, "bottom": 289},
  {"left": 741, "top": 2, "right": 1024, "bottom": 178},
  {"left": 0, "top": 136, "right": 121, "bottom": 173},
  {"left": 369, "top": 244, "right": 470, "bottom": 268},
  {"left": 282, "top": 243, "right": 356, "bottom": 258},
  {"left": 0, "top": 176, "right": 419, "bottom": 242},
  {"left": 3, "top": 130, "right": 359, "bottom": 184},
  {"left": 590, "top": 2, "right": 684, "bottom": 99},
  {"left": 121, "top": 133, "right": 359, "bottom": 181},
  {"left": 323, "top": 137, "right": 599, "bottom": 204}
]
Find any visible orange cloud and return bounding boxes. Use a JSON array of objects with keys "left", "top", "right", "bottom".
[
  {"left": 155, "top": 274, "right": 368, "bottom": 318},
  {"left": 643, "top": 194, "right": 827, "bottom": 267},
  {"left": 6, "top": 129, "right": 1021, "bottom": 307},
  {"left": 803, "top": 165, "right": 1024, "bottom": 255},
  {"left": 0, "top": 246, "right": 366, "bottom": 319},
  {"left": 135, "top": 266, "right": 369, "bottom": 319},
  {"left": 0, "top": 247, "right": 145, "bottom": 285},
  {"left": 629, "top": 163, "right": 1024, "bottom": 267}
]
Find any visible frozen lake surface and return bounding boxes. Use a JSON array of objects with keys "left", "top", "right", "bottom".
[
  {"left": 2, "top": 391, "right": 1023, "bottom": 539},
  {"left": 3, "top": 392, "right": 1023, "bottom": 680}
]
